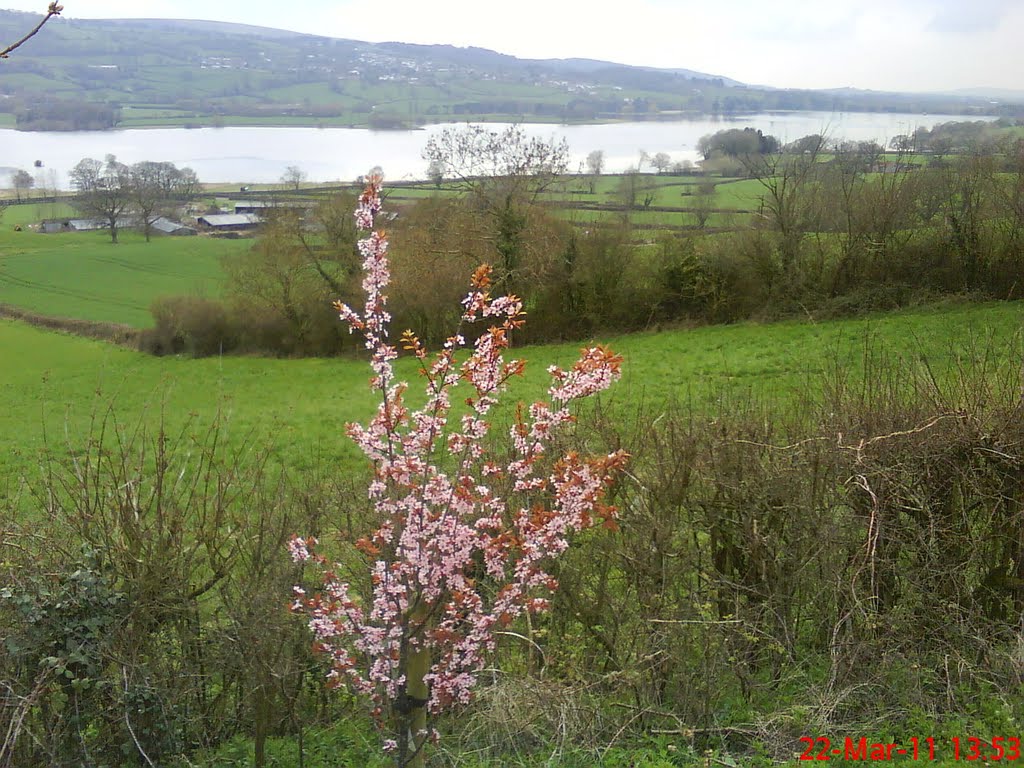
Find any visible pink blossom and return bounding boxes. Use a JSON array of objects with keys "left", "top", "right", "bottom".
[
  {"left": 288, "top": 535, "right": 317, "bottom": 563},
  {"left": 293, "top": 174, "right": 626, "bottom": 760}
]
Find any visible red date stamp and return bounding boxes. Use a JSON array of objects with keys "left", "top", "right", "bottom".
[{"left": 799, "top": 736, "right": 1022, "bottom": 761}]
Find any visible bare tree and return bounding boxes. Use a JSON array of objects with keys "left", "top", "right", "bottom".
[
  {"left": 940, "top": 151, "right": 996, "bottom": 290},
  {"left": 281, "top": 165, "right": 307, "bottom": 190},
  {"left": 0, "top": 3, "right": 63, "bottom": 60},
  {"left": 819, "top": 139, "right": 910, "bottom": 294},
  {"left": 129, "top": 161, "right": 199, "bottom": 241},
  {"left": 70, "top": 155, "right": 131, "bottom": 243},
  {"left": 616, "top": 167, "right": 639, "bottom": 211},
  {"left": 423, "top": 124, "right": 569, "bottom": 291},
  {"left": 10, "top": 170, "right": 34, "bottom": 202},
  {"left": 584, "top": 149, "right": 605, "bottom": 194},
  {"left": 423, "top": 124, "right": 568, "bottom": 198},
  {"left": 651, "top": 152, "right": 672, "bottom": 174},
  {"left": 743, "top": 135, "right": 825, "bottom": 278},
  {"left": 691, "top": 181, "right": 716, "bottom": 229},
  {"left": 426, "top": 158, "right": 445, "bottom": 189}
]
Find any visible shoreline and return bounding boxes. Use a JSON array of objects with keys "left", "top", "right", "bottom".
[{"left": 2, "top": 108, "right": 1006, "bottom": 134}]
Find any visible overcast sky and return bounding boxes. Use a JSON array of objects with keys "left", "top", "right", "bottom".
[{"left": 4, "top": 0, "right": 1021, "bottom": 93}]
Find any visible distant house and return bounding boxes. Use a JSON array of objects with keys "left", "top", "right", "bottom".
[
  {"left": 150, "top": 217, "right": 197, "bottom": 236},
  {"left": 197, "top": 213, "right": 261, "bottom": 231}
]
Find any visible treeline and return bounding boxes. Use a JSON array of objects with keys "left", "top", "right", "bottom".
[
  {"left": 70, "top": 156, "right": 201, "bottom": 243},
  {"left": 146, "top": 132, "right": 1024, "bottom": 359},
  {"left": 697, "top": 126, "right": 781, "bottom": 159},
  {"left": 4, "top": 340, "right": 1024, "bottom": 764},
  {"left": 894, "top": 117, "right": 1024, "bottom": 153},
  {"left": 12, "top": 96, "right": 121, "bottom": 131}
]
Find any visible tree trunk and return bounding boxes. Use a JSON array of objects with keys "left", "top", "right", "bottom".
[
  {"left": 396, "top": 629, "right": 430, "bottom": 768},
  {"left": 254, "top": 680, "right": 270, "bottom": 768},
  {"left": 406, "top": 643, "right": 429, "bottom": 768}
]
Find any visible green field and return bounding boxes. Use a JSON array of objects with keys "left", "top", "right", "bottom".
[
  {"left": 0, "top": 204, "right": 248, "bottom": 326},
  {"left": 383, "top": 173, "right": 756, "bottom": 232},
  {"left": 3, "top": 298, "right": 1021, "bottom": 501}
]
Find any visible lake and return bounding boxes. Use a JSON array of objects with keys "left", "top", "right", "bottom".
[{"left": 0, "top": 112, "right": 995, "bottom": 188}]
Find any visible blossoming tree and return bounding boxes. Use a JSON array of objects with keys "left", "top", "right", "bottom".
[{"left": 291, "top": 173, "right": 627, "bottom": 767}]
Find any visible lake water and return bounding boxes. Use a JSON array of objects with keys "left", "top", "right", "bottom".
[{"left": 0, "top": 112, "right": 995, "bottom": 188}]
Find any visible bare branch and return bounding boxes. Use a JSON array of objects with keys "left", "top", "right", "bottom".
[{"left": 0, "top": 4, "right": 63, "bottom": 60}]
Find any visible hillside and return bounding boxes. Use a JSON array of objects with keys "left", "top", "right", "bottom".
[
  {"left": 0, "top": 9, "right": 1015, "bottom": 130},
  {"left": 3, "top": 297, "right": 1021, "bottom": 492}
]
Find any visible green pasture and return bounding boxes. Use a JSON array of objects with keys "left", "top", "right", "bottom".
[
  {"left": 0, "top": 204, "right": 247, "bottom": 327},
  {"left": 712, "top": 177, "right": 765, "bottom": 208},
  {"left": 379, "top": 174, "right": 755, "bottom": 232},
  {"left": 3, "top": 299, "right": 1021, "bottom": 505}
]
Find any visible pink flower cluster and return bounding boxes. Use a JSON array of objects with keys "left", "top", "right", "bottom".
[{"left": 292, "top": 173, "right": 626, "bottom": 726}]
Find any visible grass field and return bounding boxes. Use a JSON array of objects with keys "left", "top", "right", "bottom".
[
  {"left": 3, "top": 298, "right": 1021, "bottom": 503},
  {"left": 0, "top": 204, "right": 248, "bottom": 326}
]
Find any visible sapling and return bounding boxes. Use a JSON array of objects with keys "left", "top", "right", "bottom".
[{"left": 292, "top": 172, "right": 626, "bottom": 766}]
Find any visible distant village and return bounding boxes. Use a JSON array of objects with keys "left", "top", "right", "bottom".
[{"left": 192, "top": 46, "right": 608, "bottom": 98}]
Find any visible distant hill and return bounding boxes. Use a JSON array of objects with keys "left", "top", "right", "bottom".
[
  {"left": 944, "top": 87, "right": 1024, "bottom": 102},
  {"left": 0, "top": 9, "right": 1018, "bottom": 131},
  {"left": 98, "top": 17, "right": 314, "bottom": 40}
]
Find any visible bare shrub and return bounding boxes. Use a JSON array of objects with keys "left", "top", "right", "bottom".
[
  {"left": 144, "top": 295, "right": 237, "bottom": 356},
  {"left": 0, "top": 407, "right": 335, "bottom": 766}
]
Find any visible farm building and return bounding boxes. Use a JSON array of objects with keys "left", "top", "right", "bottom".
[
  {"left": 197, "top": 213, "right": 261, "bottom": 231},
  {"left": 39, "top": 217, "right": 134, "bottom": 233},
  {"left": 39, "top": 216, "right": 196, "bottom": 236},
  {"left": 150, "top": 217, "right": 197, "bottom": 236}
]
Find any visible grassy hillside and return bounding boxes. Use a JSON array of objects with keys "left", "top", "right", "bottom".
[
  {"left": 0, "top": 203, "right": 246, "bottom": 326},
  {"left": 0, "top": 10, "right": 1009, "bottom": 130},
  {"left": 3, "top": 298, "right": 1021, "bottom": 501}
]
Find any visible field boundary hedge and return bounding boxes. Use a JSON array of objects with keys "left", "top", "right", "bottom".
[{"left": 0, "top": 303, "right": 141, "bottom": 346}]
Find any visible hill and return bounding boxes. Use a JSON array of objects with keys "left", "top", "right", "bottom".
[{"left": 0, "top": 9, "right": 1015, "bottom": 130}]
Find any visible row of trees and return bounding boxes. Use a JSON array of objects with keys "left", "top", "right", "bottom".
[
  {"left": 143, "top": 124, "right": 1024, "bottom": 357},
  {"left": 892, "top": 117, "right": 1023, "bottom": 154},
  {"left": 736, "top": 133, "right": 1024, "bottom": 304},
  {"left": 13, "top": 96, "right": 121, "bottom": 131},
  {"left": 69, "top": 156, "right": 200, "bottom": 242}
]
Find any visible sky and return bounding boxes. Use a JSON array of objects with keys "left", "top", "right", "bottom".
[{"left": 3, "top": 0, "right": 1021, "bottom": 93}]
